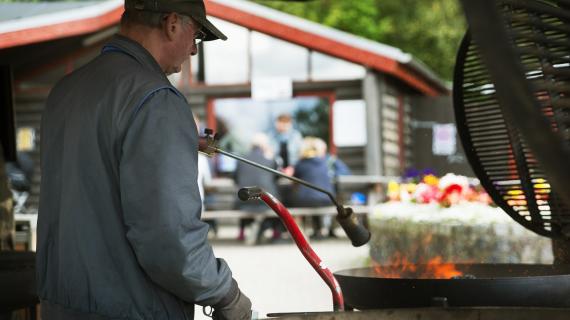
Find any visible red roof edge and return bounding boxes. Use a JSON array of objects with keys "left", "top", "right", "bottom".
[
  {"left": 1, "top": 1, "right": 446, "bottom": 96},
  {"left": 0, "top": 6, "right": 123, "bottom": 50}
]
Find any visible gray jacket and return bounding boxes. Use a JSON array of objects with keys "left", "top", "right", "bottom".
[{"left": 37, "top": 35, "right": 234, "bottom": 319}]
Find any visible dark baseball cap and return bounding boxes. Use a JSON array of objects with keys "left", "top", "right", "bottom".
[{"left": 124, "top": 0, "right": 227, "bottom": 41}]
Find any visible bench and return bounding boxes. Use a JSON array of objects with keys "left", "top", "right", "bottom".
[
  {"left": 204, "top": 175, "right": 396, "bottom": 211},
  {"left": 201, "top": 176, "right": 389, "bottom": 244},
  {"left": 202, "top": 205, "right": 370, "bottom": 245},
  {"left": 202, "top": 205, "right": 370, "bottom": 220}
]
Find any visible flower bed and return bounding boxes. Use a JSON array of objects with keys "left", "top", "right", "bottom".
[{"left": 387, "top": 171, "right": 493, "bottom": 207}]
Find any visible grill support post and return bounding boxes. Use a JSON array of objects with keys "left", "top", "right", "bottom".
[{"left": 552, "top": 239, "right": 570, "bottom": 265}]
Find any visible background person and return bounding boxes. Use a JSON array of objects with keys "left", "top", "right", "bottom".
[
  {"left": 290, "top": 137, "right": 336, "bottom": 239},
  {"left": 4, "top": 152, "right": 33, "bottom": 214},
  {"left": 322, "top": 141, "right": 351, "bottom": 238},
  {"left": 234, "top": 133, "right": 283, "bottom": 243},
  {"left": 268, "top": 113, "right": 303, "bottom": 176},
  {"left": 36, "top": 1, "right": 251, "bottom": 319}
]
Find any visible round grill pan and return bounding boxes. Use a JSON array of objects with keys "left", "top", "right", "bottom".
[{"left": 335, "top": 264, "right": 570, "bottom": 310}]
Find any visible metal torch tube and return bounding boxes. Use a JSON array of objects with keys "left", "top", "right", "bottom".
[
  {"left": 215, "top": 148, "right": 340, "bottom": 207},
  {"left": 259, "top": 191, "right": 345, "bottom": 312}
]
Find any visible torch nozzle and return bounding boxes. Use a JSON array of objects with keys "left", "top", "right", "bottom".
[{"left": 238, "top": 187, "right": 263, "bottom": 201}]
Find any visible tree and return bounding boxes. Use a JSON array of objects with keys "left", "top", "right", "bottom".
[{"left": 252, "top": 0, "right": 466, "bottom": 81}]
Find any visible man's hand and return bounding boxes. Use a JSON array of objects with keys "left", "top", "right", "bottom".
[{"left": 212, "top": 288, "right": 252, "bottom": 320}]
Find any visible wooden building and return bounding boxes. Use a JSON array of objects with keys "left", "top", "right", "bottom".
[{"left": 0, "top": 0, "right": 452, "bottom": 211}]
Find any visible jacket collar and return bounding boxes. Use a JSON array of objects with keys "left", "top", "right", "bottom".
[{"left": 102, "top": 35, "right": 167, "bottom": 79}]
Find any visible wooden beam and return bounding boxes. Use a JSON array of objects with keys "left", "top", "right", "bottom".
[
  {"left": 0, "top": 65, "right": 16, "bottom": 162},
  {"left": 363, "top": 70, "right": 385, "bottom": 175}
]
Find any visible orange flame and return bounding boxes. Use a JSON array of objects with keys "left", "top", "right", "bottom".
[
  {"left": 424, "top": 257, "right": 463, "bottom": 279},
  {"left": 373, "top": 254, "right": 463, "bottom": 279}
]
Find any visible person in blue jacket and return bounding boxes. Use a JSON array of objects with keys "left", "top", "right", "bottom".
[
  {"left": 268, "top": 114, "right": 303, "bottom": 176},
  {"left": 36, "top": 0, "right": 251, "bottom": 319}
]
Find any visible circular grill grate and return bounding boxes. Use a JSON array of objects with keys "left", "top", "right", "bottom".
[{"left": 454, "top": 0, "right": 570, "bottom": 238}]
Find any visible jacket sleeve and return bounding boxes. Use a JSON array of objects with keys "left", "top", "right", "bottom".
[{"left": 119, "top": 88, "right": 233, "bottom": 306}]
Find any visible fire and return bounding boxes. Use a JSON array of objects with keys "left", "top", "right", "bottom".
[
  {"left": 373, "top": 254, "right": 463, "bottom": 279},
  {"left": 425, "top": 257, "right": 463, "bottom": 279}
]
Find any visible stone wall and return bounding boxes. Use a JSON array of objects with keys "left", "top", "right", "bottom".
[{"left": 369, "top": 203, "right": 552, "bottom": 265}]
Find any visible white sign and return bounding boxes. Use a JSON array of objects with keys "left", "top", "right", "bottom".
[
  {"left": 251, "top": 77, "right": 292, "bottom": 101},
  {"left": 333, "top": 100, "right": 367, "bottom": 147},
  {"left": 432, "top": 123, "right": 457, "bottom": 155}
]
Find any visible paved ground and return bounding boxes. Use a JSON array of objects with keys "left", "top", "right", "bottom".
[{"left": 193, "top": 226, "right": 370, "bottom": 319}]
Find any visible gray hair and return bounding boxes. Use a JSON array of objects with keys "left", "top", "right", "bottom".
[{"left": 251, "top": 133, "right": 274, "bottom": 159}]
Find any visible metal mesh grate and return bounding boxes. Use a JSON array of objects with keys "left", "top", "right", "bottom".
[{"left": 454, "top": 0, "right": 570, "bottom": 238}]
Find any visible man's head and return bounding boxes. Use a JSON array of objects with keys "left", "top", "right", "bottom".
[
  {"left": 124, "top": 0, "right": 227, "bottom": 41},
  {"left": 275, "top": 114, "right": 293, "bottom": 134},
  {"left": 121, "top": 0, "right": 227, "bottom": 74}
]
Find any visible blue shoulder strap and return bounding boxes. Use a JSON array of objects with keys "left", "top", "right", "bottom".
[{"left": 132, "top": 86, "right": 185, "bottom": 120}]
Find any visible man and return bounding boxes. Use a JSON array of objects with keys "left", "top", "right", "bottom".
[
  {"left": 268, "top": 114, "right": 303, "bottom": 176},
  {"left": 37, "top": 0, "right": 251, "bottom": 319}
]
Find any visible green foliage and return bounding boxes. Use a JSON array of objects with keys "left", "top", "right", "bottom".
[
  {"left": 294, "top": 98, "right": 330, "bottom": 143},
  {"left": 252, "top": 0, "right": 466, "bottom": 80}
]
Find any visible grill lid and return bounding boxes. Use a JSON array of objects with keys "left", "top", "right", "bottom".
[{"left": 453, "top": 0, "right": 570, "bottom": 238}]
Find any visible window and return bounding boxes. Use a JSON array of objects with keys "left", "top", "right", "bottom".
[
  {"left": 212, "top": 96, "right": 330, "bottom": 174},
  {"left": 202, "top": 17, "right": 249, "bottom": 84},
  {"left": 251, "top": 32, "right": 309, "bottom": 81},
  {"left": 311, "top": 51, "right": 366, "bottom": 80}
]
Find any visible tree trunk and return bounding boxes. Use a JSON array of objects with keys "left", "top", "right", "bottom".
[{"left": 0, "top": 143, "right": 14, "bottom": 251}]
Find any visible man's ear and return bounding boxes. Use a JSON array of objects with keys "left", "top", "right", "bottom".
[{"left": 163, "top": 12, "right": 180, "bottom": 41}]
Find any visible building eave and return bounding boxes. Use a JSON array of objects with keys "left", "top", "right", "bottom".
[
  {"left": 0, "top": 0, "right": 123, "bottom": 50},
  {"left": 0, "top": 0, "right": 449, "bottom": 95}
]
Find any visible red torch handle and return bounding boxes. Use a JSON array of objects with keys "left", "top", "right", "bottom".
[{"left": 259, "top": 192, "right": 345, "bottom": 312}]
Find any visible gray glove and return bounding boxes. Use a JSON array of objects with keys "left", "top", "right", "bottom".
[{"left": 212, "top": 279, "right": 252, "bottom": 320}]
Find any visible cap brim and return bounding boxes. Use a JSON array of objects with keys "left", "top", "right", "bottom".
[{"left": 194, "top": 16, "right": 227, "bottom": 41}]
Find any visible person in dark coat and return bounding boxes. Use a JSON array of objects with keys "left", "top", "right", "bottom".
[
  {"left": 36, "top": 1, "right": 251, "bottom": 319},
  {"left": 235, "top": 133, "right": 283, "bottom": 243},
  {"left": 291, "top": 137, "right": 335, "bottom": 238}
]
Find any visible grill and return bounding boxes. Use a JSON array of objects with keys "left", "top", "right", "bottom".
[
  {"left": 335, "top": 264, "right": 570, "bottom": 310},
  {"left": 333, "top": 0, "right": 570, "bottom": 316},
  {"left": 454, "top": 0, "right": 570, "bottom": 238}
]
